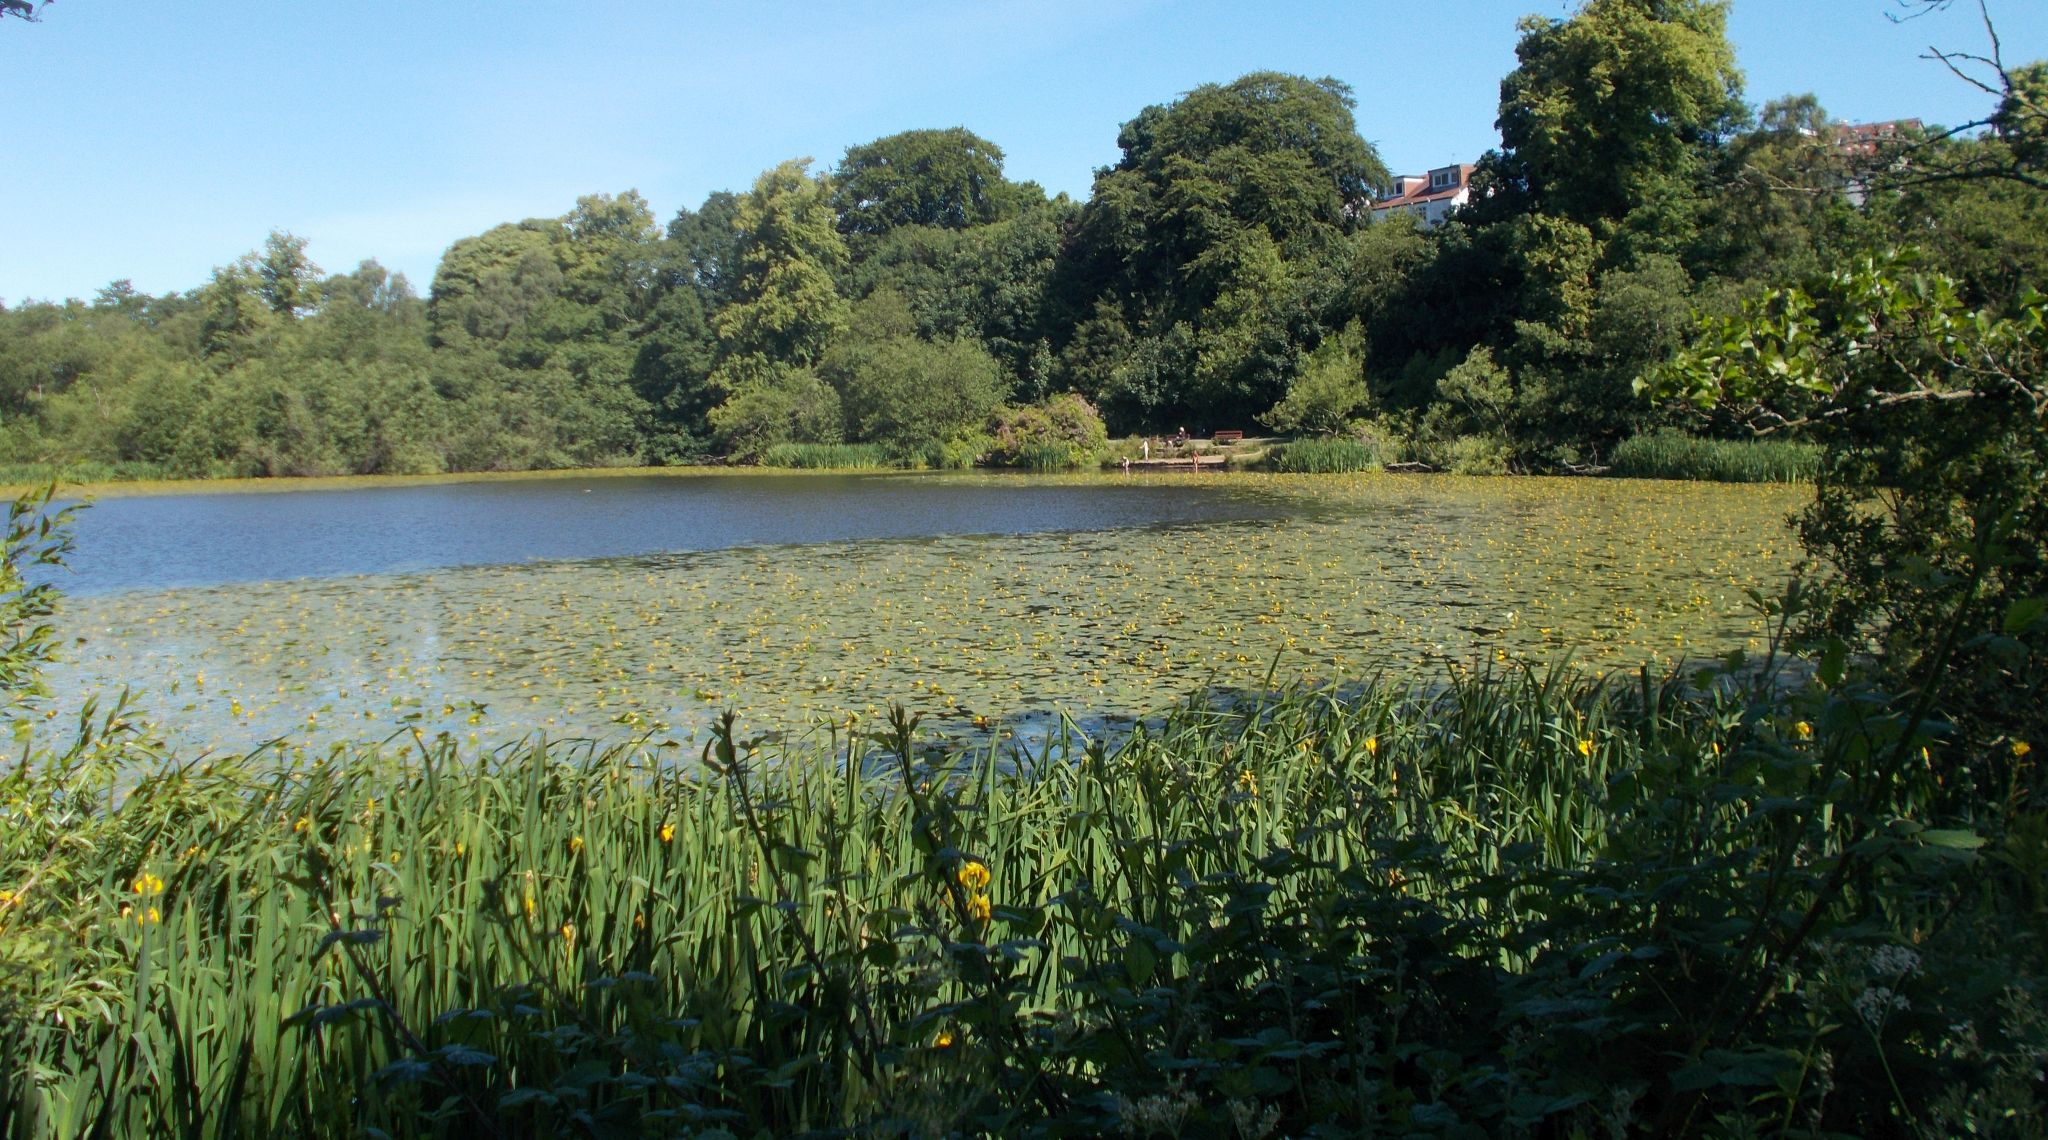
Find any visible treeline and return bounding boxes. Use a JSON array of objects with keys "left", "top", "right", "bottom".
[{"left": 2, "top": 0, "right": 2043, "bottom": 477}]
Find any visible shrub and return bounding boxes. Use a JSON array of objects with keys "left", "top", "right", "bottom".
[
  {"left": 1445, "top": 432, "right": 1512, "bottom": 475},
  {"left": 986, "top": 393, "right": 1108, "bottom": 469}
]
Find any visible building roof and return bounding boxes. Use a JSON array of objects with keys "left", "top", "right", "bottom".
[{"left": 1371, "top": 164, "right": 1476, "bottom": 212}]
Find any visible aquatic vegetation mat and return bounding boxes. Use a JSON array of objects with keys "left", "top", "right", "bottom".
[{"left": 40, "top": 473, "right": 1806, "bottom": 755}]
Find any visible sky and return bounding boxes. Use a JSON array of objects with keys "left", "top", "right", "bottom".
[{"left": 5, "top": 0, "right": 2044, "bottom": 305}]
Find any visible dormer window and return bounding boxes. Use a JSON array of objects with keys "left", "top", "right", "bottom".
[{"left": 1429, "top": 166, "right": 1461, "bottom": 190}]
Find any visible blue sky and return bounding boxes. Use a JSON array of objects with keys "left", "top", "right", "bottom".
[{"left": 5, "top": 1, "right": 2043, "bottom": 304}]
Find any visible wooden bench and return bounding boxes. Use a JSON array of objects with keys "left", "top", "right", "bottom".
[{"left": 1211, "top": 430, "right": 1244, "bottom": 444}]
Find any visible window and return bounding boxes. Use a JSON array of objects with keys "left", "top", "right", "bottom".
[{"left": 1429, "top": 167, "right": 1462, "bottom": 190}]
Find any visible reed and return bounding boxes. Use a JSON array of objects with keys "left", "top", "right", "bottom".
[
  {"left": 757, "top": 442, "right": 892, "bottom": 470},
  {"left": 1609, "top": 429, "right": 1821, "bottom": 483},
  {"left": 9, "top": 657, "right": 1956, "bottom": 1138},
  {"left": 1269, "top": 437, "right": 1380, "bottom": 473}
]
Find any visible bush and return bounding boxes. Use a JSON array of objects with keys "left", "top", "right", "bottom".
[
  {"left": 1445, "top": 432, "right": 1513, "bottom": 475},
  {"left": 985, "top": 393, "right": 1108, "bottom": 469},
  {"left": 1610, "top": 428, "right": 1821, "bottom": 482}
]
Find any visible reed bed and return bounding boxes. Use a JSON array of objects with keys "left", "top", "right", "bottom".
[
  {"left": 1609, "top": 429, "right": 1822, "bottom": 484},
  {"left": 757, "top": 443, "right": 893, "bottom": 470},
  {"left": 1268, "top": 437, "right": 1381, "bottom": 473},
  {"left": 10, "top": 654, "right": 2025, "bottom": 1139}
]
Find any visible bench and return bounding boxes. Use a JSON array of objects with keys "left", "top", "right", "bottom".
[{"left": 1211, "top": 430, "right": 1244, "bottom": 444}]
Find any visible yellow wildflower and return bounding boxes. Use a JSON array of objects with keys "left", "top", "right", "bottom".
[
  {"left": 131, "top": 872, "right": 165, "bottom": 896},
  {"left": 633, "top": 911, "right": 647, "bottom": 931},
  {"left": 935, "top": 1030, "right": 955, "bottom": 1048},
  {"left": 293, "top": 816, "right": 311, "bottom": 834},
  {"left": 559, "top": 922, "right": 576, "bottom": 950},
  {"left": 145, "top": 907, "right": 161, "bottom": 925},
  {"left": 1236, "top": 769, "right": 1259, "bottom": 796},
  {"left": 2013, "top": 740, "right": 2032, "bottom": 759},
  {"left": 1364, "top": 735, "right": 1378, "bottom": 756},
  {"left": 659, "top": 822, "right": 675, "bottom": 843},
  {"left": 0, "top": 888, "right": 17, "bottom": 907},
  {"left": 522, "top": 892, "right": 537, "bottom": 920},
  {"left": 965, "top": 893, "right": 992, "bottom": 924},
  {"left": 568, "top": 835, "right": 584, "bottom": 856},
  {"left": 1575, "top": 738, "right": 1594, "bottom": 758},
  {"left": 956, "top": 861, "right": 991, "bottom": 892},
  {"left": 1794, "top": 721, "right": 1813, "bottom": 740},
  {"left": 455, "top": 842, "right": 466, "bottom": 858}
]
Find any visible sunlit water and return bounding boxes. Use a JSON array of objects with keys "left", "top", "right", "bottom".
[{"left": 37, "top": 470, "right": 1808, "bottom": 757}]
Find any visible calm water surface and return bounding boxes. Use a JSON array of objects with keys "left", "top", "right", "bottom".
[
  {"left": 41, "top": 470, "right": 1808, "bottom": 756},
  {"left": 60, "top": 472, "right": 1297, "bottom": 595}
]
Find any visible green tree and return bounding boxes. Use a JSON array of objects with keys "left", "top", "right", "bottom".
[
  {"left": 832, "top": 128, "right": 1015, "bottom": 236},
  {"left": 256, "top": 231, "right": 323, "bottom": 318},
  {"left": 1263, "top": 321, "right": 1370, "bottom": 437},
  {"left": 1647, "top": 254, "right": 2048, "bottom": 774},
  {"left": 1054, "top": 71, "right": 1388, "bottom": 430},
  {"left": 1483, "top": 0, "right": 1747, "bottom": 247},
  {"left": 707, "top": 160, "right": 852, "bottom": 456}
]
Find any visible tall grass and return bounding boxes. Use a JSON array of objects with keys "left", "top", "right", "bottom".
[
  {"left": 6, "top": 651, "right": 2029, "bottom": 1137},
  {"left": 0, "top": 460, "right": 172, "bottom": 488},
  {"left": 1269, "top": 437, "right": 1381, "bottom": 473},
  {"left": 1610, "top": 428, "right": 1821, "bottom": 483},
  {"left": 757, "top": 442, "right": 891, "bottom": 470}
]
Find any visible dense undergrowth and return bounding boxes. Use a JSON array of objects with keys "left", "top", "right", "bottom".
[{"left": 3, "top": 646, "right": 2042, "bottom": 1135}]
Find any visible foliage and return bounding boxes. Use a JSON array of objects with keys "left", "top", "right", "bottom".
[
  {"left": 832, "top": 127, "right": 1017, "bottom": 236},
  {"left": 1053, "top": 71, "right": 1386, "bottom": 430},
  {"left": 1269, "top": 436, "right": 1379, "bottom": 473},
  {"left": 985, "top": 393, "right": 1108, "bottom": 469},
  {"left": 1261, "top": 321, "right": 1369, "bottom": 436},
  {"left": 1647, "top": 252, "right": 2048, "bottom": 784},
  {"left": 758, "top": 441, "right": 890, "bottom": 470},
  {"left": 1483, "top": 0, "right": 1747, "bottom": 243},
  {"left": 4, "top": 638, "right": 2042, "bottom": 1137},
  {"left": 1610, "top": 428, "right": 1821, "bottom": 483}
]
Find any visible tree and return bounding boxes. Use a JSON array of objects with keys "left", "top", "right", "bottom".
[
  {"left": 705, "top": 161, "right": 851, "bottom": 457},
  {"left": 1263, "top": 321, "right": 1370, "bottom": 436},
  {"left": 1055, "top": 71, "right": 1389, "bottom": 430},
  {"left": 256, "top": 231, "right": 322, "bottom": 318},
  {"left": 1646, "top": 254, "right": 2048, "bottom": 775},
  {"left": 712, "top": 161, "right": 848, "bottom": 371},
  {"left": 832, "top": 128, "right": 1015, "bottom": 236},
  {"left": 1482, "top": 0, "right": 1746, "bottom": 247}
]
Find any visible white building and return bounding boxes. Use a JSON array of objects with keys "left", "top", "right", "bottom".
[{"left": 1370, "top": 163, "right": 1476, "bottom": 228}]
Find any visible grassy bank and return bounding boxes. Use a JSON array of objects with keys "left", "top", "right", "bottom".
[{"left": 4, "top": 657, "right": 2038, "bottom": 1137}]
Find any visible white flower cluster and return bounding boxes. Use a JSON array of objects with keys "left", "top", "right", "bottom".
[
  {"left": 1854, "top": 985, "right": 1911, "bottom": 1028},
  {"left": 1867, "top": 944, "right": 1921, "bottom": 978}
]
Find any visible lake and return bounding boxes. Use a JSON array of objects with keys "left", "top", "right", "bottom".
[{"left": 37, "top": 470, "right": 1807, "bottom": 756}]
